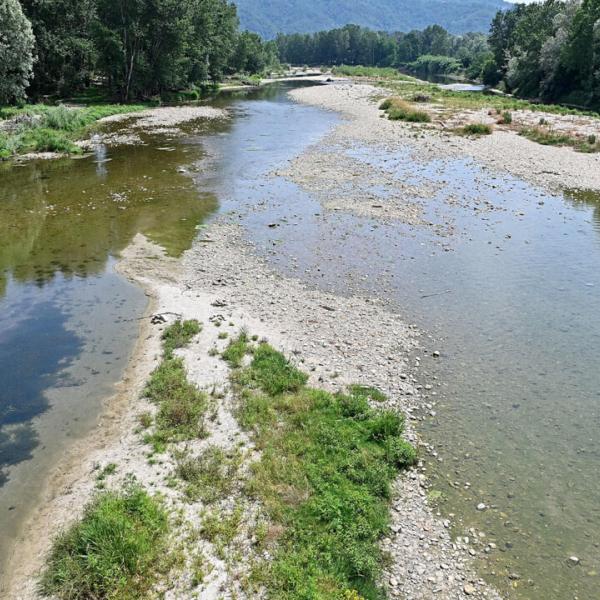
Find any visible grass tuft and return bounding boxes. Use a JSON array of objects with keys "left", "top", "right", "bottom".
[
  {"left": 40, "top": 485, "right": 168, "bottom": 600},
  {"left": 459, "top": 123, "right": 493, "bottom": 136},
  {"left": 161, "top": 319, "right": 201, "bottom": 359},
  {"left": 519, "top": 126, "right": 600, "bottom": 153},
  {"left": 222, "top": 330, "right": 251, "bottom": 367},
  {"left": 379, "top": 97, "right": 431, "bottom": 123}
]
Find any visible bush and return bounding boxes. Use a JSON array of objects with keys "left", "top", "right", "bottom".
[
  {"left": 40, "top": 486, "right": 168, "bottom": 600},
  {"left": 379, "top": 97, "right": 431, "bottom": 123},
  {"left": 460, "top": 123, "right": 493, "bottom": 136},
  {"left": 498, "top": 111, "right": 512, "bottom": 124}
]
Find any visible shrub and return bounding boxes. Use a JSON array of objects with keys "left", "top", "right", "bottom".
[
  {"left": 161, "top": 319, "right": 201, "bottom": 359},
  {"left": 499, "top": 111, "right": 512, "bottom": 124},
  {"left": 460, "top": 123, "right": 493, "bottom": 136},
  {"left": 379, "top": 97, "right": 431, "bottom": 123},
  {"left": 40, "top": 486, "right": 168, "bottom": 600}
]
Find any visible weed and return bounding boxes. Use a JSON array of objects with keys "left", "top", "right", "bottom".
[
  {"left": 459, "top": 123, "right": 493, "bottom": 136},
  {"left": 499, "top": 111, "right": 512, "bottom": 125},
  {"left": 161, "top": 319, "right": 201, "bottom": 359},
  {"left": 218, "top": 331, "right": 229, "bottom": 340},
  {"left": 95, "top": 463, "right": 117, "bottom": 483},
  {"left": 519, "top": 126, "right": 600, "bottom": 152},
  {"left": 234, "top": 343, "right": 416, "bottom": 599},
  {"left": 40, "top": 485, "right": 168, "bottom": 600},
  {"left": 200, "top": 507, "right": 243, "bottom": 558},
  {"left": 138, "top": 411, "right": 153, "bottom": 429},
  {"left": 379, "top": 97, "right": 431, "bottom": 123},
  {"left": 175, "top": 445, "right": 240, "bottom": 503},
  {"left": 348, "top": 384, "right": 388, "bottom": 403},
  {"left": 222, "top": 331, "right": 250, "bottom": 367}
]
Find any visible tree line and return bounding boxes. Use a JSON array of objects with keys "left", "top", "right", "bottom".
[
  {"left": 0, "top": 0, "right": 279, "bottom": 104},
  {"left": 275, "top": 24, "right": 492, "bottom": 80},
  {"left": 486, "top": 0, "right": 600, "bottom": 109}
]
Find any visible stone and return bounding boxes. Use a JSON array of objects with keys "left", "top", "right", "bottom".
[
  {"left": 464, "top": 583, "right": 476, "bottom": 595},
  {"left": 568, "top": 556, "right": 580, "bottom": 566},
  {"left": 477, "top": 503, "right": 487, "bottom": 511}
]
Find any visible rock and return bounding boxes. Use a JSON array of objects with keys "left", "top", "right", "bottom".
[
  {"left": 477, "top": 503, "right": 487, "bottom": 511},
  {"left": 464, "top": 583, "right": 476, "bottom": 595},
  {"left": 432, "top": 350, "right": 440, "bottom": 357},
  {"left": 568, "top": 556, "right": 580, "bottom": 566}
]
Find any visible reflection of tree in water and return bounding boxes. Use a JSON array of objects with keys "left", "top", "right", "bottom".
[
  {"left": 0, "top": 303, "right": 82, "bottom": 487},
  {"left": 563, "top": 188, "right": 600, "bottom": 232},
  {"left": 0, "top": 138, "right": 219, "bottom": 300}
]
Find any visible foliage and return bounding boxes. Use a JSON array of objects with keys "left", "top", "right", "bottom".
[
  {"left": 487, "top": 0, "right": 600, "bottom": 110},
  {"left": 0, "top": 0, "right": 35, "bottom": 104},
  {"left": 520, "top": 126, "right": 600, "bottom": 152},
  {"left": 276, "top": 24, "right": 492, "bottom": 80},
  {"left": 0, "top": 103, "right": 146, "bottom": 159},
  {"left": 20, "top": 0, "right": 97, "bottom": 99},
  {"left": 459, "top": 123, "right": 493, "bottom": 135},
  {"left": 40, "top": 485, "right": 169, "bottom": 600},
  {"left": 144, "top": 320, "right": 208, "bottom": 451},
  {"left": 233, "top": 342, "right": 416, "bottom": 599},
  {"left": 161, "top": 319, "right": 201, "bottom": 359},
  {"left": 379, "top": 97, "right": 431, "bottom": 122}
]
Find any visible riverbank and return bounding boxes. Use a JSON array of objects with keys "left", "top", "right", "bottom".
[{"left": 286, "top": 81, "right": 600, "bottom": 195}]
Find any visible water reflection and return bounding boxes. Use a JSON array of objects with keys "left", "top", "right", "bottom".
[
  {"left": 0, "top": 137, "right": 218, "bottom": 300},
  {"left": 564, "top": 188, "right": 600, "bottom": 233}
]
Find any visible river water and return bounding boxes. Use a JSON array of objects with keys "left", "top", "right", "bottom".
[{"left": 1, "top": 83, "right": 599, "bottom": 599}]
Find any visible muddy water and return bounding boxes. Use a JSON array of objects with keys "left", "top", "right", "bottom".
[
  {"left": 196, "top": 97, "right": 600, "bottom": 599},
  {"left": 0, "top": 130, "right": 217, "bottom": 577}
]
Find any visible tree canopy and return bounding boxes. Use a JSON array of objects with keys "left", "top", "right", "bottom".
[{"left": 0, "top": 0, "right": 35, "bottom": 104}]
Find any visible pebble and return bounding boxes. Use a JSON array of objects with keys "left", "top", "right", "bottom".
[{"left": 477, "top": 503, "right": 487, "bottom": 511}]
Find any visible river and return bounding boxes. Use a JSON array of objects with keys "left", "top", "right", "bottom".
[{"left": 1, "top": 82, "right": 599, "bottom": 599}]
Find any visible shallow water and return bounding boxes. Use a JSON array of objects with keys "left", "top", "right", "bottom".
[{"left": 197, "top": 100, "right": 600, "bottom": 598}]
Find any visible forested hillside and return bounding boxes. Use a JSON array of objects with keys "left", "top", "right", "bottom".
[{"left": 234, "top": 0, "right": 511, "bottom": 38}]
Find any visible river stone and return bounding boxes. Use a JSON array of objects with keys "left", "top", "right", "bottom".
[
  {"left": 568, "top": 556, "right": 580, "bottom": 566},
  {"left": 477, "top": 503, "right": 487, "bottom": 511},
  {"left": 464, "top": 583, "right": 476, "bottom": 595}
]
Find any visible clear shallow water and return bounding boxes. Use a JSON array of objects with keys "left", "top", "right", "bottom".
[{"left": 197, "top": 102, "right": 600, "bottom": 599}]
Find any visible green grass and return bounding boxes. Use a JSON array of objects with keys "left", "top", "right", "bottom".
[
  {"left": 175, "top": 445, "right": 241, "bottom": 503},
  {"left": 222, "top": 330, "right": 251, "bottom": 367},
  {"left": 379, "top": 97, "right": 431, "bottom": 123},
  {"left": 519, "top": 126, "right": 600, "bottom": 153},
  {"left": 458, "top": 123, "right": 493, "bottom": 136},
  {"left": 332, "top": 65, "right": 416, "bottom": 82},
  {"left": 162, "top": 319, "right": 201, "bottom": 359},
  {"left": 231, "top": 342, "right": 416, "bottom": 599},
  {"left": 144, "top": 320, "right": 208, "bottom": 452},
  {"left": 0, "top": 103, "right": 147, "bottom": 160},
  {"left": 379, "top": 78, "right": 600, "bottom": 119},
  {"left": 348, "top": 385, "right": 388, "bottom": 403},
  {"left": 40, "top": 485, "right": 169, "bottom": 600}
]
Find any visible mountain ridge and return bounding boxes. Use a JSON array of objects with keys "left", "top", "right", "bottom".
[{"left": 235, "top": 0, "right": 511, "bottom": 38}]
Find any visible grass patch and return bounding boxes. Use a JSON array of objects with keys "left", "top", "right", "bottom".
[
  {"left": 378, "top": 78, "right": 600, "bottom": 119},
  {"left": 234, "top": 343, "right": 416, "bottom": 599},
  {"left": 348, "top": 385, "right": 388, "bottom": 403},
  {"left": 161, "top": 319, "right": 201, "bottom": 359},
  {"left": 222, "top": 330, "right": 250, "bottom": 367},
  {"left": 200, "top": 506, "right": 243, "bottom": 559},
  {"left": 332, "top": 65, "right": 416, "bottom": 81},
  {"left": 458, "top": 123, "right": 493, "bottom": 136},
  {"left": 40, "top": 485, "right": 168, "bottom": 600},
  {"left": 519, "top": 126, "right": 600, "bottom": 153},
  {"left": 0, "top": 103, "right": 147, "bottom": 160},
  {"left": 144, "top": 320, "right": 207, "bottom": 452},
  {"left": 175, "top": 445, "right": 241, "bottom": 503},
  {"left": 379, "top": 97, "right": 431, "bottom": 123}
]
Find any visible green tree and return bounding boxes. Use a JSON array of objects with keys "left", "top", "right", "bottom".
[
  {"left": 0, "top": 0, "right": 35, "bottom": 104},
  {"left": 20, "top": 0, "right": 97, "bottom": 98}
]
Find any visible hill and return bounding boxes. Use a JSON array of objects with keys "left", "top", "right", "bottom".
[{"left": 235, "top": 0, "right": 510, "bottom": 38}]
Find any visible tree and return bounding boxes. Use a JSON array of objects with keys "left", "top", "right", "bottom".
[
  {"left": 0, "top": 0, "right": 35, "bottom": 104},
  {"left": 20, "top": 0, "right": 97, "bottom": 98}
]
